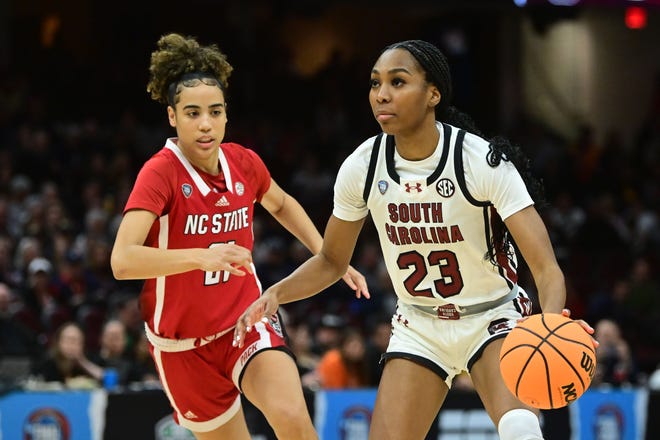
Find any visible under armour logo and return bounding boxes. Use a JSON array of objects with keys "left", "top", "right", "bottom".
[{"left": 404, "top": 182, "right": 422, "bottom": 193}]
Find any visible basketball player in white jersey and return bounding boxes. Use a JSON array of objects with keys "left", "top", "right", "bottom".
[
  {"left": 234, "top": 40, "right": 597, "bottom": 439},
  {"left": 110, "top": 33, "right": 367, "bottom": 440}
]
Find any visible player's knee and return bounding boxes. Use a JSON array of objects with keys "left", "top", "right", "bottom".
[{"left": 497, "top": 409, "right": 543, "bottom": 440}]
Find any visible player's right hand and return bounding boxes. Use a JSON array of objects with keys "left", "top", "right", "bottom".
[
  {"left": 233, "top": 290, "right": 279, "bottom": 348},
  {"left": 342, "top": 265, "right": 370, "bottom": 299},
  {"left": 200, "top": 243, "right": 253, "bottom": 276},
  {"left": 562, "top": 308, "right": 599, "bottom": 348}
]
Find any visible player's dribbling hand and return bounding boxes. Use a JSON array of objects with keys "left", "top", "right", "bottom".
[
  {"left": 562, "top": 308, "right": 599, "bottom": 349},
  {"left": 201, "top": 243, "right": 253, "bottom": 276},
  {"left": 233, "top": 291, "right": 279, "bottom": 348},
  {"left": 342, "top": 265, "right": 370, "bottom": 299}
]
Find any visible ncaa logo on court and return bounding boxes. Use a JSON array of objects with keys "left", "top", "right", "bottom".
[
  {"left": 436, "top": 178, "right": 455, "bottom": 198},
  {"left": 340, "top": 406, "right": 371, "bottom": 440},
  {"left": 181, "top": 183, "right": 193, "bottom": 198},
  {"left": 24, "top": 408, "right": 71, "bottom": 440}
]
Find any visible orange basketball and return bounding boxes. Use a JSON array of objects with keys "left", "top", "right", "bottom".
[{"left": 499, "top": 313, "right": 596, "bottom": 409}]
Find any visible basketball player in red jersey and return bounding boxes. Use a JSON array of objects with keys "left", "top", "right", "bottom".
[
  {"left": 110, "top": 33, "right": 368, "bottom": 440},
  {"left": 235, "top": 40, "right": 598, "bottom": 439}
]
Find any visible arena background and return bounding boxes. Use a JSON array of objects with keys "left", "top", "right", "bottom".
[{"left": 1, "top": 0, "right": 659, "bottom": 439}]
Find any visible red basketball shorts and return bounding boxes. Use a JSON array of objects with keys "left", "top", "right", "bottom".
[{"left": 149, "top": 317, "right": 288, "bottom": 433}]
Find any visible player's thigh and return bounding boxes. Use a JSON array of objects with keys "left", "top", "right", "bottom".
[
  {"left": 241, "top": 348, "right": 310, "bottom": 417},
  {"left": 191, "top": 405, "right": 251, "bottom": 440},
  {"left": 370, "top": 358, "right": 448, "bottom": 440},
  {"left": 470, "top": 338, "right": 539, "bottom": 424}
]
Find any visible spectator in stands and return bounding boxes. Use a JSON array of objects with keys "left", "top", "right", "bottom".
[
  {"left": 85, "top": 239, "right": 118, "bottom": 300},
  {"left": 316, "top": 328, "right": 371, "bottom": 389},
  {"left": 31, "top": 321, "right": 104, "bottom": 388},
  {"left": 0, "top": 282, "right": 38, "bottom": 357},
  {"left": 364, "top": 315, "right": 392, "bottom": 387},
  {"left": 126, "top": 330, "right": 159, "bottom": 385},
  {"left": 312, "top": 313, "right": 345, "bottom": 356},
  {"left": 72, "top": 206, "right": 111, "bottom": 260},
  {"left": 58, "top": 250, "right": 89, "bottom": 309},
  {"left": 20, "top": 257, "right": 71, "bottom": 341},
  {"left": 6, "top": 175, "right": 32, "bottom": 239},
  {"left": 287, "top": 321, "right": 321, "bottom": 390},
  {"left": 0, "top": 235, "right": 19, "bottom": 289},
  {"left": 625, "top": 256, "right": 660, "bottom": 371},
  {"left": 287, "top": 152, "right": 334, "bottom": 226},
  {"left": 572, "top": 193, "right": 630, "bottom": 288},
  {"left": 545, "top": 191, "right": 585, "bottom": 261},
  {"left": 13, "top": 236, "right": 42, "bottom": 285},
  {"left": 110, "top": 293, "right": 142, "bottom": 354},
  {"left": 626, "top": 196, "right": 659, "bottom": 255},
  {"left": 593, "top": 318, "right": 635, "bottom": 387},
  {"left": 626, "top": 257, "right": 659, "bottom": 317},
  {"left": 90, "top": 319, "right": 132, "bottom": 386},
  {"left": 0, "top": 198, "right": 11, "bottom": 239}
]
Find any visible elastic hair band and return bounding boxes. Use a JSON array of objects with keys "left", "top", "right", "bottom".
[{"left": 167, "top": 72, "right": 224, "bottom": 106}]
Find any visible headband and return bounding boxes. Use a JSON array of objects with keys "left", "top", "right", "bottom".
[{"left": 167, "top": 72, "right": 224, "bottom": 106}]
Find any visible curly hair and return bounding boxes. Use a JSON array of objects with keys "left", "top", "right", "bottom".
[
  {"left": 384, "top": 40, "right": 547, "bottom": 267},
  {"left": 146, "top": 33, "right": 233, "bottom": 106}
]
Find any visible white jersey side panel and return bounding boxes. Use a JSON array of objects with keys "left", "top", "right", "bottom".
[{"left": 334, "top": 122, "right": 534, "bottom": 307}]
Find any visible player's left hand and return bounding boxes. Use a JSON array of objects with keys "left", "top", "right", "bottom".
[
  {"left": 562, "top": 308, "right": 599, "bottom": 349},
  {"left": 342, "top": 265, "right": 370, "bottom": 299},
  {"left": 233, "top": 291, "right": 279, "bottom": 348}
]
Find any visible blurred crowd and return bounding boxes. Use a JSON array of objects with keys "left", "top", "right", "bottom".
[{"left": 0, "top": 34, "right": 659, "bottom": 394}]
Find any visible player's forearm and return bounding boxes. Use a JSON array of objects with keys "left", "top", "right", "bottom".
[
  {"left": 534, "top": 266, "right": 566, "bottom": 314},
  {"left": 111, "top": 245, "right": 204, "bottom": 280},
  {"left": 269, "top": 253, "right": 346, "bottom": 304}
]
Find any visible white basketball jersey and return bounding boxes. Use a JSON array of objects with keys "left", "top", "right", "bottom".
[{"left": 333, "top": 122, "right": 534, "bottom": 307}]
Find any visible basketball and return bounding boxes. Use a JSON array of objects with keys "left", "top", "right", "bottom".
[{"left": 499, "top": 313, "right": 596, "bottom": 409}]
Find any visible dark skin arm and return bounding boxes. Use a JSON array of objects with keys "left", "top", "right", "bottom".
[
  {"left": 259, "top": 179, "right": 368, "bottom": 296},
  {"left": 234, "top": 215, "right": 366, "bottom": 347},
  {"left": 506, "top": 205, "right": 598, "bottom": 347}
]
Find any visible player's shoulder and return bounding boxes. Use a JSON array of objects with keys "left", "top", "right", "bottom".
[
  {"left": 446, "top": 123, "right": 489, "bottom": 153},
  {"left": 143, "top": 144, "right": 178, "bottom": 172},
  {"left": 220, "top": 141, "right": 264, "bottom": 164},
  {"left": 220, "top": 142, "right": 271, "bottom": 184},
  {"left": 446, "top": 124, "right": 493, "bottom": 170},
  {"left": 220, "top": 141, "right": 253, "bottom": 157}
]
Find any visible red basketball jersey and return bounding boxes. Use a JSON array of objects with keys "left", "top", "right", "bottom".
[{"left": 124, "top": 138, "right": 271, "bottom": 339}]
